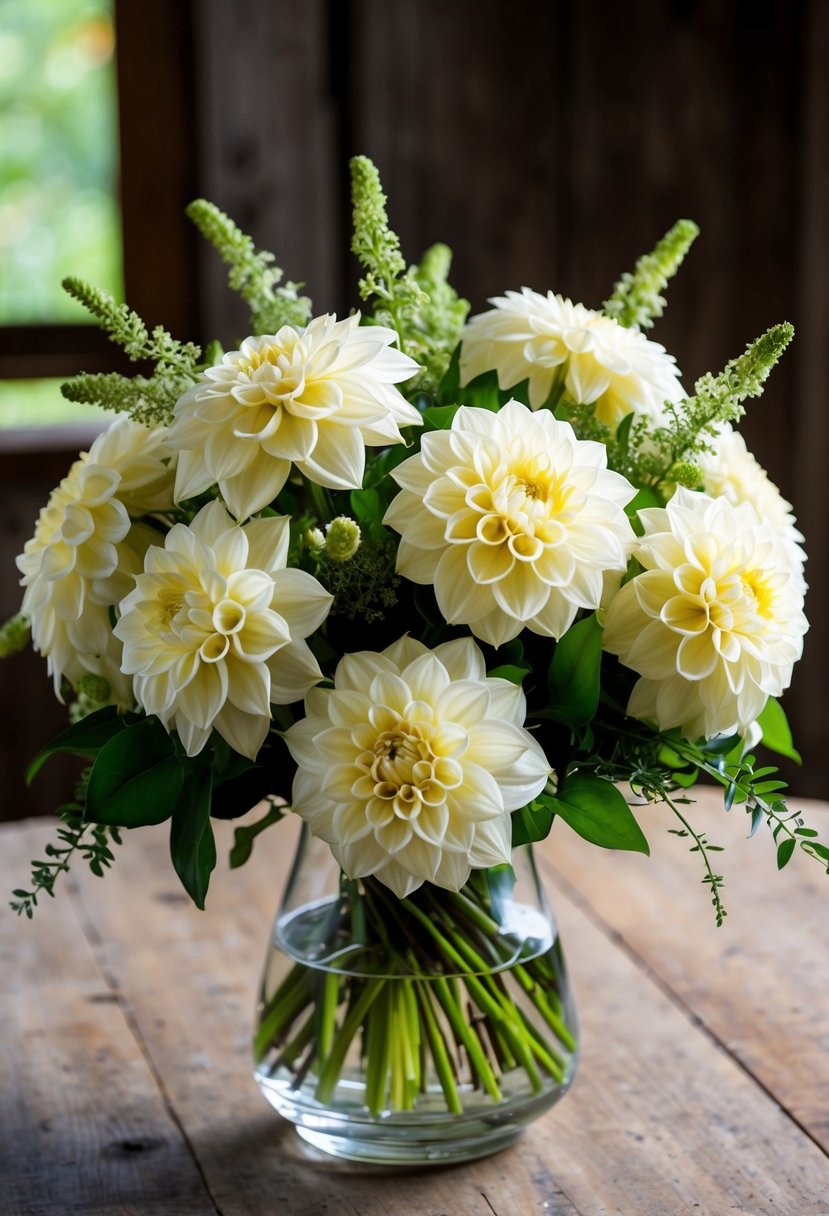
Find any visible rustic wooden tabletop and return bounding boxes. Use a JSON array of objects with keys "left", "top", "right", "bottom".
[{"left": 2, "top": 787, "right": 828, "bottom": 1216}]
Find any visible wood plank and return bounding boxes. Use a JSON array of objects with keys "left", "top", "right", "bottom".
[
  {"left": 541, "top": 784, "right": 829, "bottom": 1155},
  {"left": 790, "top": 0, "right": 829, "bottom": 776},
  {"left": 115, "top": 0, "right": 200, "bottom": 339},
  {"left": 1, "top": 824, "right": 214, "bottom": 1214},
  {"left": 194, "top": 0, "right": 343, "bottom": 341},
  {"left": 21, "top": 807, "right": 825, "bottom": 1214},
  {"left": 348, "top": 0, "right": 561, "bottom": 309}
]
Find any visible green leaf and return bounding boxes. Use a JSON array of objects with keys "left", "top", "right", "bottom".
[
  {"left": 170, "top": 766, "right": 216, "bottom": 909},
  {"left": 748, "top": 804, "right": 765, "bottom": 837},
  {"left": 85, "top": 717, "right": 183, "bottom": 827},
  {"left": 552, "top": 774, "right": 650, "bottom": 854},
  {"left": 26, "top": 707, "right": 133, "bottom": 784},
  {"left": 422, "top": 403, "right": 460, "bottom": 431},
  {"left": 548, "top": 614, "right": 603, "bottom": 726},
  {"left": 511, "top": 796, "right": 556, "bottom": 847},
  {"left": 437, "top": 344, "right": 461, "bottom": 403},
  {"left": 230, "top": 800, "right": 287, "bottom": 869},
  {"left": 626, "top": 487, "right": 661, "bottom": 534},
  {"left": 349, "top": 487, "right": 385, "bottom": 527},
  {"left": 615, "top": 411, "right": 635, "bottom": 452},
  {"left": 488, "top": 664, "right": 528, "bottom": 686},
  {"left": 776, "top": 837, "right": 796, "bottom": 870},
  {"left": 757, "top": 697, "right": 802, "bottom": 764}
]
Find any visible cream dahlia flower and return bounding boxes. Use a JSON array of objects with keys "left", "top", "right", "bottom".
[
  {"left": 460, "top": 289, "right": 683, "bottom": 425},
  {"left": 284, "top": 636, "right": 550, "bottom": 898},
  {"left": 602, "top": 487, "right": 808, "bottom": 738},
  {"left": 16, "top": 418, "right": 176, "bottom": 703},
  {"left": 698, "top": 424, "right": 805, "bottom": 566},
  {"left": 114, "top": 500, "right": 332, "bottom": 758},
  {"left": 384, "top": 401, "right": 637, "bottom": 647},
  {"left": 169, "top": 314, "right": 422, "bottom": 521}
]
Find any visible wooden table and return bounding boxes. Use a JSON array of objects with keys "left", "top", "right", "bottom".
[{"left": 2, "top": 788, "right": 828, "bottom": 1215}]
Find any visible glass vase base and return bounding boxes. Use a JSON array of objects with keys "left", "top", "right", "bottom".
[{"left": 295, "top": 1121, "right": 524, "bottom": 1165}]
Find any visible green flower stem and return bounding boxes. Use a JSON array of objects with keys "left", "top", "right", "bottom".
[
  {"left": 510, "top": 961, "right": 577, "bottom": 1052},
  {"left": 276, "top": 1012, "right": 315, "bottom": 1070},
  {"left": 364, "top": 985, "right": 392, "bottom": 1114},
  {"left": 414, "top": 980, "right": 463, "bottom": 1114},
  {"left": 256, "top": 874, "right": 576, "bottom": 1117},
  {"left": 314, "top": 977, "right": 384, "bottom": 1104},
  {"left": 254, "top": 967, "right": 310, "bottom": 1061},
  {"left": 446, "top": 887, "right": 500, "bottom": 936},
  {"left": 398, "top": 981, "right": 420, "bottom": 1105},
  {"left": 517, "top": 1008, "right": 566, "bottom": 1078},
  {"left": 431, "top": 975, "right": 503, "bottom": 1101},
  {"left": 316, "top": 970, "right": 340, "bottom": 1060}
]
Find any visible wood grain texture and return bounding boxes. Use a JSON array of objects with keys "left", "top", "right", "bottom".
[
  {"left": 3, "top": 794, "right": 827, "bottom": 1214},
  {"left": 1, "top": 825, "right": 212, "bottom": 1215},
  {"left": 544, "top": 787, "right": 829, "bottom": 1156}
]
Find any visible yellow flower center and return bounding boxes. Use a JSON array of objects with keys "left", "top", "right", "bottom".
[
  {"left": 472, "top": 458, "right": 574, "bottom": 554},
  {"left": 357, "top": 721, "right": 463, "bottom": 822}
]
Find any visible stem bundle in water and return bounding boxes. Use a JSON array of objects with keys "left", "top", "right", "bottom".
[{"left": 254, "top": 870, "right": 577, "bottom": 1117}]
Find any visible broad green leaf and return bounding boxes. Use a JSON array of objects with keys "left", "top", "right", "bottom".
[
  {"left": 552, "top": 773, "right": 650, "bottom": 854},
  {"left": 614, "top": 410, "right": 635, "bottom": 452},
  {"left": 511, "top": 796, "right": 556, "bottom": 847},
  {"left": 757, "top": 697, "right": 802, "bottom": 764},
  {"left": 26, "top": 707, "right": 133, "bottom": 784},
  {"left": 422, "top": 403, "right": 461, "bottom": 431},
  {"left": 548, "top": 614, "right": 603, "bottom": 726},
  {"left": 700, "top": 732, "right": 742, "bottom": 757},
  {"left": 230, "top": 800, "right": 286, "bottom": 869},
  {"left": 85, "top": 717, "right": 183, "bottom": 828},
  {"left": 364, "top": 440, "right": 413, "bottom": 488},
  {"left": 349, "top": 487, "right": 385, "bottom": 527},
  {"left": 437, "top": 344, "right": 461, "bottom": 403},
  {"left": 170, "top": 765, "right": 216, "bottom": 909},
  {"left": 776, "top": 837, "right": 796, "bottom": 870},
  {"left": 626, "top": 487, "right": 661, "bottom": 534},
  {"left": 488, "top": 664, "right": 528, "bottom": 686}
]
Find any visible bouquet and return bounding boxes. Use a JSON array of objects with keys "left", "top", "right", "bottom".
[{"left": 6, "top": 157, "right": 826, "bottom": 1161}]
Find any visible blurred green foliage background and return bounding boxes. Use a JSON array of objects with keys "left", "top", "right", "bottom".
[{"left": 0, "top": 0, "right": 121, "bottom": 426}]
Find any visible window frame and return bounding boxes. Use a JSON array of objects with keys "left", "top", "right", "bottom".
[{"left": 0, "top": 0, "right": 200, "bottom": 463}]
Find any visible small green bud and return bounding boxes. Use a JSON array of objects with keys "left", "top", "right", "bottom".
[
  {"left": 671, "top": 461, "right": 703, "bottom": 488},
  {"left": 74, "top": 674, "right": 112, "bottom": 703},
  {"left": 325, "top": 516, "right": 361, "bottom": 562},
  {"left": 0, "top": 613, "right": 31, "bottom": 659},
  {"left": 304, "top": 527, "right": 326, "bottom": 556}
]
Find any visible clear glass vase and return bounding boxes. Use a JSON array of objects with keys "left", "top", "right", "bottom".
[{"left": 253, "top": 825, "right": 579, "bottom": 1165}]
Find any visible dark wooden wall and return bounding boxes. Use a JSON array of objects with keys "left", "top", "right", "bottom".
[{"left": 3, "top": 0, "right": 827, "bottom": 815}]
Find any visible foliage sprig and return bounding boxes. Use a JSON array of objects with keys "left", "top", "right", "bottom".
[
  {"left": 60, "top": 277, "right": 202, "bottom": 426},
  {"left": 603, "top": 219, "right": 699, "bottom": 330},
  {"left": 9, "top": 773, "right": 122, "bottom": 919},
  {"left": 618, "top": 322, "right": 794, "bottom": 485},
  {"left": 0, "top": 612, "right": 30, "bottom": 659},
  {"left": 350, "top": 156, "right": 468, "bottom": 389},
  {"left": 186, "top": 199, "right": 312, "bottom": 334}
]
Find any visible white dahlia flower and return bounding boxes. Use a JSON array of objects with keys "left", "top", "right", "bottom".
[
  {"left": 384, "top": 401, "right": 637, "bottom": 647},
  {"left": 169, "top": 314, "right": 422, "bottom": 522},
  {"left": 284, "top": 636, "right": 550, "bottom": 898},
  {"left": 114, "top": 500, "right": 332, "bottom": 758},
  {"left": 698, "top": 424, "right": 805, "bottom": 566},
  {"left": 16, "top": 418, "right": 176, "bottom": 702},
  {"left": 602, "top": 487, "right": 808, "bottom": 738},
  {"left": 460, "top": 289, "right": 683, "bottom": 425}
]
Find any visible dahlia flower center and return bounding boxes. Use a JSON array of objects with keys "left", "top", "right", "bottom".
[
  {"left": 474, "top": 462, "right": 573, "bottom": 549},
  {"left": 669, "top": 558, "right": 777, "bottom": 641},
  {"left": 356, "top": 721, "right": 465, "bottom": 822}
]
